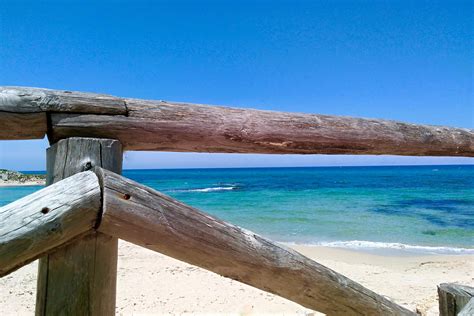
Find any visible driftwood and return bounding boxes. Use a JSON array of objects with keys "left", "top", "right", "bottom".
[
  {"left": 0, "top": 171, "right": 101, "bottom": 277},
  {"left": 96, "top": 168, "right": 415, "bottom": 315},
  {"left": 36, "top": 138, "right": 123, "bottom": 316},
  {"left": 1, "top": 86, "right": 473, "bottom": 156},
  {"left": 438, "top": 283, "right": 474, "bottom": 316}
]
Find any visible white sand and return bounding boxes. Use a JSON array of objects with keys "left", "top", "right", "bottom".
[
  {"left": 1, "top": 240, "right": 472, "bottom": 315},
  {"left": 0, "top": 180, "right": 45, "bottom": 187}
]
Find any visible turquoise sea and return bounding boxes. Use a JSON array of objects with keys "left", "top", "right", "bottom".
[{"left": 1, "top": 165, "right": 473, "bottom": 254}]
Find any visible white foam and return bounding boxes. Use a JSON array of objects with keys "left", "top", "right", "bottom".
[
  {"left": 288, "top": 240, "right": 474, "bottom": 255},
  {"left": 189, "top": 186, "right": 237, "bottom": 192},
  {"left": 172, "top": 186, "right": 238, "bottom": 193}
]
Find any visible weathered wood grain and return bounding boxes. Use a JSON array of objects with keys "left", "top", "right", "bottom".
[
  {"left": 1, "top": 86, "right": 472, "bottom": 156},
  {"left": 459, "top": 298, "right": 474, "bottom": 316},
  {"left": 36, "top": 138, "right": 122, "bottom": 316},
  {"left": 0, "top": 171, "right": 100, "bottom": 277},
  {"left": 438, "top": 283, "right": 474, "bottom": 316},
  {"left": 0, "top": 86, "right": 126, "bottom": 114},
  {"left": 0, "top": 86, "right": 124, "bottom": 140},
  {"left": 0, "top": 112, "right": 46, "bottom": 139},
  {"left": 96, "top": 168, "right": 415, "bottom": 316},
  {"left": 50, "top": 98, "right": 474, "bottom": 156}
]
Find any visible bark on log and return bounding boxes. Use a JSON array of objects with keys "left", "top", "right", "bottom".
[
  {"left": 1, "top": 86, "right": 473, "bottom": 156},
  {"left": 36, "top": 138, "right": 123, "bottom": 316},
  {"left": 0, "top": 171, "right": 101, "bottom": 277},
  {"left": 438, "top": 283, "right": 474, "bottom": 316},
  {"left": 96, "top": 168, "right": 415, "bottom": 316}
]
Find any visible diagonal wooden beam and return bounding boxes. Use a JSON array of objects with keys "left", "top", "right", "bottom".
[
  {"left": 0, "top": 171, "right": 101, "bottom": 277},
  {"left": 95, "top": 168, "right": 416, "bottom": 315}
]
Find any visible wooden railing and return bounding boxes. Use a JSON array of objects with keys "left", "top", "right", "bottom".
[
  {"left": 1, "top": 86, "right": 473, "bottom": 315},
  {"left": 1, "top": 167, "right": 414, "bottom": 315},
  {"left": 1, "top": 86, "right": 473, "bottom": 156}
]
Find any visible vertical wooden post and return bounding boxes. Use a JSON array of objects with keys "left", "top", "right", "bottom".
[
  {"left": 438, "top": 283, "right": 474, "bottom": 316},
  {"left": 36, "top": 137, "right": 122, "bottom": 316}
]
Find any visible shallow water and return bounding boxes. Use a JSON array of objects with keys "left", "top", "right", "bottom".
[{"left": 2, "top": 165, "right": 473, "bottom": 254}]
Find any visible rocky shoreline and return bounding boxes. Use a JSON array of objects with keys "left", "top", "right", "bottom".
[{"left": 0, "top": 169, "right": 46, "bottom": 187}]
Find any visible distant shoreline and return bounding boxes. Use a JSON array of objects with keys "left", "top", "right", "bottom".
[
  {"left": 0, "top": 180, "right": 45, "bottom": 187},
  {"left": 0, "top": 169, "right": 46, "bottom": 187}
]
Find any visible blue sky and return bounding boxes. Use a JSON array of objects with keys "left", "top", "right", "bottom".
[{"left": 1, "top": 0, "right": 472, "bottom": 170}]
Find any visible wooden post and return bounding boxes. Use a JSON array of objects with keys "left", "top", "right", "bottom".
[
  {"left": 36, "top": 138, "right": 122, "bottom": 316},
  {"left": 438, "top": 283, "right": 474, "bottom": 316}
]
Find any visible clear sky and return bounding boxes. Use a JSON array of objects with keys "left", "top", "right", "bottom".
[{"left": 1, "top": 0, "right": 472, "bottom": 170}]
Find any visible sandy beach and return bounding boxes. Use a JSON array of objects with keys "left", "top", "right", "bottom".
[{"left": 0, "top": 240, "right": 472, "bottom": 315}]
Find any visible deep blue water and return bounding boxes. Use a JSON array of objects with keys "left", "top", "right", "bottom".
[{"left": 2, "top": 165, "right": 473, "bottom": 254}]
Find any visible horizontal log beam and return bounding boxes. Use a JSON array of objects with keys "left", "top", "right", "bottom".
[
  {"left": 50, "top": 100, "right": 474, "bottom": 156},
  {"left": 0, "top": 86, "right": 126, "bottom": 140},
  {"left": 1, "top": 86, "right": 473, "bottom": 156},
  {"left": 96, "top": 168, "right": 415, "bottom": 315},
  {"left": 0, "top": 112, "right": 46, "bottom": 140},
  {"left": 0, "top": 86, "right": 126, "bottom": 114},
  {"left": 0, "top": 171, "right": 101, "bottom": 276}
]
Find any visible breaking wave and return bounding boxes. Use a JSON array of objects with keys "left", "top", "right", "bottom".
[
  {"left": 288, "top": 240, "right": 474, "bottom": 255},
  {"left": 170, "top": 185, "right": 240, "bottom": 193}
]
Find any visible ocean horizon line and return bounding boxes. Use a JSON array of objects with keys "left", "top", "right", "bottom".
[{"left": 19, "top": 163, "right": 474, "bottom": 173}]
